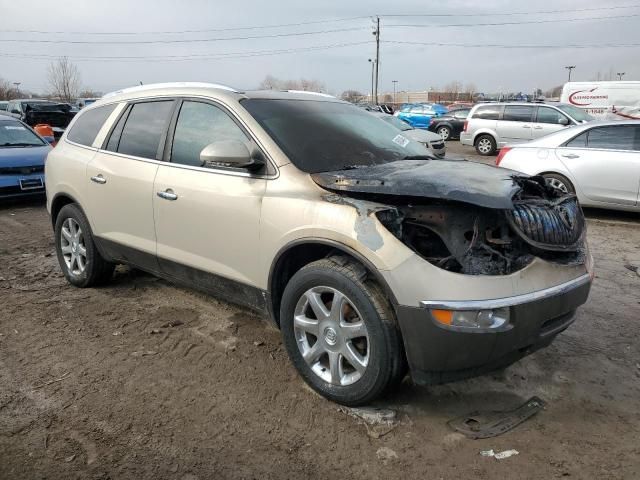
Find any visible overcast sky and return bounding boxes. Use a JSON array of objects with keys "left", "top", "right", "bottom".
[{"left": 2, "top": 0, "right": 639, "bottom": 96}]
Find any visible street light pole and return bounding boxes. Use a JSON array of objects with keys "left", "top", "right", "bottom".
[
  {"left": 617, "top": 72, "right": 626, "bottom": 81},
  {"left": 368, "top": 59, "right": 375, "bottom": 104},
  {"left": 392, "top": 80, "right": 398, "bottom": 106},
  {"left": 565, "top": 65, "right": 576, "bottom": 82},
  {"left": 373, "top": 16, "right": 380, "bottom": 105}
]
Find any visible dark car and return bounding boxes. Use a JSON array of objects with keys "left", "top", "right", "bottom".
[
  {"left": 0, "top": 116, "right": 51, "bottom": 198},
  {"left": 6, "top": 99, "right": 76, "bottom": 140},
  {"left": 428, "top": 107, "right": 471, "bottom": 140}
]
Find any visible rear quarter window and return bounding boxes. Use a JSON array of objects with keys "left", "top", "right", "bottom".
[
  {"left": 472, "top": 105, "right": 501, "bottom": 120},
  {"left": 67, "top": 104, "right": 117, "bottom": 147}
]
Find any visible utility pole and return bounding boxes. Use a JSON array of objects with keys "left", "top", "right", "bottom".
[
  {"left": 373, "top": 16, "right": 380, "bottom": 105},
  {"left": 392, "top": 80, "right": 398, "bottom": 106},
  {"left": 565, "top": 65, "right": 576, "bottom": 82},
  {"left": 617, "top": 72, "right": 626, "bottom": 81}
]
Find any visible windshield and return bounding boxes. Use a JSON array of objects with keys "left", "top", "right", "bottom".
[
  {"left": 381, "top": 115, "right": 413, "bottom": 131},
  {"left": 556, "top": 104, "right": 594, "bottom": 123},
  {"left": 0, "top": 121, "right": 46, "bottom": 147},
  {"left": 241, "top": 99, "right": 431, "bottom": 173}
]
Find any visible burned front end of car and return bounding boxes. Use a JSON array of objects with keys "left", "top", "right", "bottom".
[
  {"left": 313, "top": 160, "right": 593, "bottom": 385},
  {"left": 376, "top": 175, "right": 586, "bottom": 277}
]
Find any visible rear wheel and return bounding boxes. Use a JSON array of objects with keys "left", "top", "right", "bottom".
[
  {"left": 54, "top": 203, "right": 115, "bottom": 287},
  {"left": 543, "top": 173, "right": 575, "bottom": 194},
  {"left": 475, "top": 134, "right": 497, "bottom": 156},
  {"left": 437, "top": 125, "right": 451, "bottom": 141},
  {"left": 280, "top": 256, "right": 406, "bottom": 405}
]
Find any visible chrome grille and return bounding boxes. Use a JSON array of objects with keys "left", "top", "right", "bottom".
[{"left": 506, "top": 197, "right": 584, "bottom": 251}]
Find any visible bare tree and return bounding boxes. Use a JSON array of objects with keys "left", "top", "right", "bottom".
[
  {"left": 341, "top": 90, "right": 365, "bottom": 103},
  {"left": 443, "top": 81, "right": 462, "bottom": 96},
  {"left": 78, "top": 88, "right": 102, "bottom": 98},
  {"left": 0, "top": 78, "right": 13, "bottom": 100},
  {"left": 47, "top": 57, "right": 81, "bottom": 102},
  {"left": 258, "top": 75, "right": 325, "bottom": 93},
  {"left": 463, "top": 82, "right": 477, "bottom": 98}
]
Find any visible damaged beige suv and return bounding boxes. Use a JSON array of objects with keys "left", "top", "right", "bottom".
[{"left": 46, "top": 83, "right": 593, "bottom": 405}]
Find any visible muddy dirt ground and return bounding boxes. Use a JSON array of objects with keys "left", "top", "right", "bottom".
[{"left": 2, "top": 169, "right": 640, "bottom": 479}]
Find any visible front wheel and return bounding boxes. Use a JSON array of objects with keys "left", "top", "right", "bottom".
[
  {"left": 280, "top": 256, "right": 406, "bottom": 406},
  {"left": 54, "top": 203, "right": 115, "bottom": 287}
]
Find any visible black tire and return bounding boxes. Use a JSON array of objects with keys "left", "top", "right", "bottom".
[
  {"left": 542, "top": 172, "right": 576, "bottom": 194},
  {"left": 54, "top": 203, "right": 115, "bottom": 287},
  {"left": 437, "top": 125, "right": 452, "bottom": 141},
  {"left": 280, "top": 255, "right": 406, "bottom": 406},
  {"left": 475, "top": 134, "right": 497, "bottom": 156}
]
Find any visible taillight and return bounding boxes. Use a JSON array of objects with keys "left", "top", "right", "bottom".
[
  {"left": 495, "top": 147, "right": 512, "bottom": 166},
  {"left": 463, "top": 120, "right": 468, "bottom": 132}
]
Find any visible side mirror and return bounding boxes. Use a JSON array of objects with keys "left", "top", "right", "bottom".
[
  {"left": 558, "top": 117, "right": 570, "bottom": 126},
  {"left": 199, "top": 140, "right": 264, "bottom": 170},
  {"left": 11, "top": 109, "right": 20, "bottom": 114}
]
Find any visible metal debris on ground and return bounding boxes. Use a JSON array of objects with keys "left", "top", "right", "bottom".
[
  {"left": 160, "top": 320, "right": 184, "bottom": 328},
  {"left": 339, "top": 406, "right": 399, "bottom": 438},
  {"left": 448, "top": 396, "right": 546, "bottom": 439},
  {"left": 480, "top": 449, "right": 519, "bottom": 460}
]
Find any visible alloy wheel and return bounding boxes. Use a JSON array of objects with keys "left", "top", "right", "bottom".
[
  {"left": 438, "top": 127, "right": 450, "bottom": 140},
  {"left": 477, "top": 138, "right": 492, "bottom": 154},
  {"left": 293, "top": 286, "right": 370, "bottom": 386},
  {"left": 60, "top": 218, "right": 87, "bottom": 276},
  {"left": 545, "top": 177, "right": 569, "bottom": 193}
]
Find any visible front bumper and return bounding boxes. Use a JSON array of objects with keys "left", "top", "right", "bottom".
[
  {"left": 0, "top": 173, "right": 45, "bottom": 198},
  {"left": 396, "top": 273, "right": 592, "bottom": 385}
]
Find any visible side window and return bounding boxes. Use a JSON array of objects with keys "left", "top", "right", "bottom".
[
  {"left": 67, "top": 104, "right": 117, "bottom": 146},
  {"left": 503, "top": 106, "right": 534, "bottom": 122},
  {"left": 105, "top": 105, "right": 130, "bottom": 152},
  {"left": 170, "top": 101, "right": 251, "bottom": 167},
  {"left": 454, "top": 109, "right": 470, "bottom": 119},
  {"left": 409, "top": 105, "right": 423, "bottom": 113},
  {"left": 586, "top": 126, "right": 637, "bottom": 151},
  {"left": 537, "top": 107, "right": 568, "bottom": 125},
  {"left": 113, "top": 101, "right": 174, "bottom": 160},
  {"left": 565, "top": 131, "right": 587, "bottom": 148},
  {"left": 472, "top": 105, "right": 501, "bottom": 120}
]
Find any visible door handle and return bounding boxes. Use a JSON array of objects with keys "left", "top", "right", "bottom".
[
  {"left": 534, "top": 126, "right": 543, "bottom": 129},
  {"left": 522, "top": 125, "right": 531, "bottom": 128},
  {"left": 90, "top": 174, "right": 106, "bottom": 184},
  {"left": 157, "top": 189, "right": 178, "bottom": 201},
  {"left": 561, "top": 153, "right": 580, "bottom": 159}
]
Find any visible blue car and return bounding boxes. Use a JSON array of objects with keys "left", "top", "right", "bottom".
[
  {"left": 394, "top": 103, "right": 447, "bottom": 129},
  {"left": 0, "top": 116, "right": 51, "bottom": 199}
]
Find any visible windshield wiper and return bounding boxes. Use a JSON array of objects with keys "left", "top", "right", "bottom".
[{"left": 0, "top": 142, "right": 40, "bottom": 147}]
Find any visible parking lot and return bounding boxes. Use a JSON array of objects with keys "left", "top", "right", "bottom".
[{"left": 1, "top": 144, "right": 639, "bottom": 479}]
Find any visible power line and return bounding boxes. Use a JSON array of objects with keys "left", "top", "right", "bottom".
[
  {"left": 379, "top": 3, "right": 640, "bottom": 17},
  {"left": 384, "top": 12, "right": 640, "bottom": 29},
  {"left": 0, "top": 27, "right": 367, "bottom": 44},
  {"left": 0, "top": 16, "right": 370, "bottom": 35},
  {"left": 2, "top": 4, "right": 639, "bottom": 36},
  {"left": 0, "top": 41, "right": 371, "bottom": 62},
  {"left": 385, "top": 40, "right": 640, "bottom": 49}
]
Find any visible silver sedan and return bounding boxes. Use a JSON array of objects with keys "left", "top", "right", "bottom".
[{"left": 496, "top": 120, "right": 640, "bottom": 212}]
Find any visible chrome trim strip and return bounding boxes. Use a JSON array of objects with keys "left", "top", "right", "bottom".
[{"left": 420, "top": 273, "right": 591, "bottom": 310}]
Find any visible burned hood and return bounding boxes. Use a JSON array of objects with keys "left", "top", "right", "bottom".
[{"left": 311, "top": 159, "right": 526, "bottom": 209}]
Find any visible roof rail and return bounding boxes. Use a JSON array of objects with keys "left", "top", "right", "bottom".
[
  {"left": 285, "top": 90, "right": 335, "bottom": 99},
  {"left": 103, "top": 82, "right": 239, "bottom": 99}
]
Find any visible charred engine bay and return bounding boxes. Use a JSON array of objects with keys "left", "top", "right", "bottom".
[{"left": 327, "top": 174, "right": 586, "bottom": 276}]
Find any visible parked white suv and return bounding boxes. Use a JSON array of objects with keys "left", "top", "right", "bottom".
[
  {"left": 460, "top": 102, "right": 594, "bottom": 155},
  {"left": 46, "top": 83, "right": 593, "bottom": 405}
]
